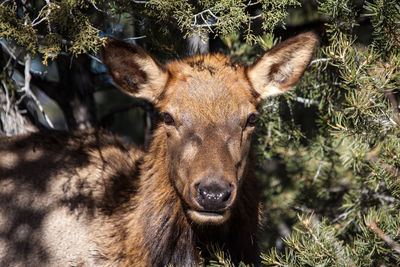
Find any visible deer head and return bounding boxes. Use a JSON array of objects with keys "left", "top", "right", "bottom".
[{"left": 101, "top": 32, "right": 319, "bottom": 225}]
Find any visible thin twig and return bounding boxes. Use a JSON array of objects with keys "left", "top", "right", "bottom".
[
  {"left": 310, "top": 58, "right": 332, "bottom": 65},
  {"left": 91, "top": 1, "right": 111, "bottom": 14},
  {"left": 200, "top": 13, "right": 214, "bottom": 32},
  {"left": 366, "top": 220, "right": 400, "bottom": 256},
  {"left": 86, "top": 53, "right": 102, "bottom": 64},
  {"left": 247, "top": 1, "right": 260, "bottom": 7},
  {"left": 332, "top": 207, "right": 355, "bottom": 223},
  {"left": 249, "top": 13, "right": 262, "bottom": 20},
  {"left": 31, "top": 4, "right": 48, "bottom": 26},
  {"left": 300, "top": 214, "right": 334, "bottom": 258},
  {"left": 371, "top": 98, "right": 398, "bottom": 126},
  {"left": 0, "top": 41, "right": 24, "bottom": 65},
  {"left": 124, "top": 36, "right": 147, "bottom": 41},
  {"left": 293, "top": 97, "right": 319, "bottom": 106},
  {"left": 312, "top": 162, "right": 323, "bottom": 184},
  {"left": 32, "top": 0, "right": 55, "bottom": 28}
]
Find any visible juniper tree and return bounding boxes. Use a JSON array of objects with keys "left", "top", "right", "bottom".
[
  {"left": 258, "top": 1, "right": 400, "bottom": 266},
  {"left": 1, "top": 0, "right": 399, "bottom": 266}
]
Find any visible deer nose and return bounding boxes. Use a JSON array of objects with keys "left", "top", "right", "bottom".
[{"left": 195, "top": 181, "right": 234, "bottom": 211}]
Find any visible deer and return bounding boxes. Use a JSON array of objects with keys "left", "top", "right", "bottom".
[{"left": 0, "top": 32, "right": 318, "bottom": 266}]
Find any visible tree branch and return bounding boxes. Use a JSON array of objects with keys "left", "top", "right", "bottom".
[
  {"left": 366, "top": 220, "right": 400, "bottom": 256},
  {"left": 21, "top": 54, "right": 54, "bottom": 128},
  {"left": 300, "top": 214, "right": 334, "bottom": 259}
]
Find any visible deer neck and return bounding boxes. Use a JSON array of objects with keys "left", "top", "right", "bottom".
[
  {"left": 121, "top": 129, "right": 199, "bottom": 266},
  {"left": 121, "top": 129, "right": 260, "bottom": 266}
]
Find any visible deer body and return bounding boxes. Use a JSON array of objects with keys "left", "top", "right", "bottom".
[{"left": 0, "top": 32, "right": 318, "bottom": 266}]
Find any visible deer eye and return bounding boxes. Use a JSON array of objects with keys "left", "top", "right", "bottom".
[
  {"left": 246, "top": 113, "right": 258, "bottom": 127},
  {"left": 161, "top": 112, "right": 175, "bottom": 125}
]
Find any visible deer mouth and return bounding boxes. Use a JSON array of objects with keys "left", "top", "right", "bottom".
[{"left": 187, "top": 209, "right": 231, "bottom": 224}]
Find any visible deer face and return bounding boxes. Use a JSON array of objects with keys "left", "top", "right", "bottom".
[
  {"left": 157, "top": 57, "right": 259, "bottom": 224},
  {"left": 101, "top": 32, "right": 318, "bottom": 225}
]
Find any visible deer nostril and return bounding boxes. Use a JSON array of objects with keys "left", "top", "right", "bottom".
[
  {"left": 221, "top": 190, "right": 231, "bottom": 202},
  {"left": 195, "top": 181, "right": 233, "bottom": 211}
]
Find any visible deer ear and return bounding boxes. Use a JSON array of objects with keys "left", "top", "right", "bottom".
[
  {"left": 101, "top": 39, "right": 168, "bottom": 102},
  {"left": 247, "top": 32, "right": 319, "bottom": 99}
]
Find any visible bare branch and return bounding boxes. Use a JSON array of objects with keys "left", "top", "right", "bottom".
[
  {"left": 86, "top": 53, "right": 102, "bottom": 64},
  {"left": 90, "top": 1, "right": 111, "bottom": 14},
  {"left": 124, "top": 36, "right": 147, "bottom": 41},
  {"left": 247, "top": 1, "right": 260, "bottom": 7},
  {"left": 0, "top": 40, "right": 46, "bottom": 76},
  {"left": 21, "top": 54, "right": 54, "bottom": 128},
  {"left": 1, "top": 80, "right": 38, "bottom": 136},
  {"left": 249, "top": 13, "right": 262, "bottom": 20},
  {"left": 1, "top": 81, "right": 11, "bottom": 115},
  {"left": 31, "top": 0, "right": 57, "bottom": 28},
  {"left": 200, "top": 13, "right": 214, "bottom": 32},
  {"left": 31, "top": 4, "right": 48, "bottom": 27},
  {"left": 310, "top": 58, "right": 333, "bottom": 65}
]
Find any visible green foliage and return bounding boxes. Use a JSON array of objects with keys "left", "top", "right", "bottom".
[
  {"left": 247, "top": 0, "right": 400, "bottom": 266},
  {"left": 260, "top": 0, "right": 301, "bottom": 32},
  {"left": 317, "top": 0, "right": 357, "bottom": 37},
  {"left": 356, "top": 209, "right": 400, "bottom": 266},
  {"left": 0, "top": 2, "right": 38, "bottom": 53},
  {"left": 141, "top": 0, "right": 299, "bottom": 43},
  {"left": 364, "top": 0, "right": 400, "bottom": 57},
  {"left": 204, "top": 243, "right": 235, "bottom": 267},
  {"left": 0, "top": 0, "right": 298, "bottom": 63},
  {"left": 48, "top": 0, "right": 105, "bottom": 55},
  {"left": 262, "top": 214, "right": 356, "bottom": 266},
  {"left": 0, "top": 0, "right": 105, "bottom": 64}
]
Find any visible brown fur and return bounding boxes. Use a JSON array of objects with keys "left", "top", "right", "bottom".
[{"left": 0, "top": 32, "right": 319, "bottom": 266}]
